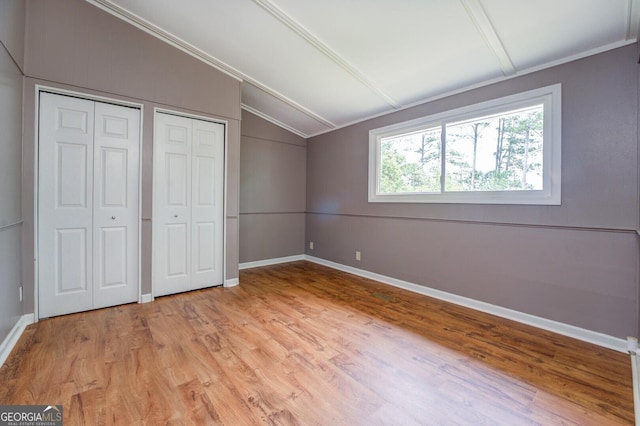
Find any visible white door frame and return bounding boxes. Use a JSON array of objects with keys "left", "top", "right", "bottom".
[
  {"left": 34, "top": 85, "right": 144, "bottom": 320},
  {"left": 151, "top": 107, "right": 228, "bottom": 300}
]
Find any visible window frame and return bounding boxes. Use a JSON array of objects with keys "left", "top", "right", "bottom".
[{"left": 368, "top": 84, "right": 562, "bottom": 205}]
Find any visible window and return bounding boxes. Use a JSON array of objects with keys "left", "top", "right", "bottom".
[{"left": 369, "top": 84, "right": 561, "bottom": 204}]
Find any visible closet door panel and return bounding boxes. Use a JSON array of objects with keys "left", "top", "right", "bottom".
[
  {"left": 191, "top": 120, "right": 224, "bottom": 289},
  {"left": 38, "top": 93, "right": 95, "bottom": 318},
  {"left": 194, "top": 222, "right": 215, "bottom": 272},
  {"left": 99, "top": 226, "right": 127, "bottom": 286},
  {"left": 153, "top": 113, "right": 192, "bottom": 296},
  {"left": 167, "top": 223, "right": 188, "bottom": 276},
  {"left": 93, "top": 102, "right": 140, "bottom": 308},
  {"left": 55, "top": 228, "right": 89, "bottom": 293}
]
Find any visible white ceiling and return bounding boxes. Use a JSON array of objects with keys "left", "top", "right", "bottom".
[{"left": 88, "top": 0, "right": 640, "bottom": 138}]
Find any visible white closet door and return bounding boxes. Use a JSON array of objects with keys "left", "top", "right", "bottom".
[
  {"left": 39, "top": 92, "right": 140, "bottom": 318},
  {"left": 191, "top": 119, "right": 224, "bottom": 289},
  {"left": 93, "top": 102, "right": 140, "bottom": 308},
  {"left": 39, "top": 93, "right": 96, "bottom": 318},
  {"left": 153, "top": 112, "right": 224, "bottom": 297},
  {"left": 153, "top": 113, "right": 192, "bottom": 296}
]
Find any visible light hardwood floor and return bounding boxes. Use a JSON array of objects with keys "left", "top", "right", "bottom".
[{"left": 0, "top": 261, "right": 634, "bottom": 425}]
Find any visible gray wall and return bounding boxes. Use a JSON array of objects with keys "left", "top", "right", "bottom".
[
  {"left": 6, "top": 0, "right": 638, "bottom": 344},
  {"left": 21, "top": 0, "right": 242, "bottom": 314},
  {"left": 306, "top": 44, "right": 640, "bottom": 339},
  {"left": 240, "top": 110, "right": 306, "bottom": 263},
  {"left": 0, "top": 0, "right": 25, "bottom": 343}
]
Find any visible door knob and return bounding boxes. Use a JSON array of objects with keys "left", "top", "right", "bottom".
[
  {"left": 111, "top": 216, "right": 116, "bottom": 220},
  {"left": 174, "top": 214, "right": 178, "bottom": 218}
]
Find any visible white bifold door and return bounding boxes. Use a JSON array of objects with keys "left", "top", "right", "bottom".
[
  {"left": 153, "top": 112, "right": 224, "bottom": 297},
  {"left": 38, "top": 92, "right": 140, "bottom": 318}
]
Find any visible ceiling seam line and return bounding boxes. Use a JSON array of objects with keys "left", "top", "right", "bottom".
[
  {"left": 251, "top": 0, "right": 402, "bottom": 109},
  {"left": 459, "top": 0, "right": 516, "bottom": 76},
  {"left": 87, "top": 0, "right": 336, "bottom": 129},
  {"left": 305, "top": 39, "right": 635, "bottom": 138}
]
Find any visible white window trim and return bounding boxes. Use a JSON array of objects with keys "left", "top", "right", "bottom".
[{"left": 368, "top": 84, "right": 562, "bottom": 205}]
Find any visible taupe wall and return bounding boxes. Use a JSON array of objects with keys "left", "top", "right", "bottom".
[
  {"left": 306, "top": 45, "right": 640, "bottom": 339},
  {"left": 240, "top": 110, "right": 306, "bottom": 263},
  {"left": 21, "top": 0, "right": 242, "bottom": 314},
  {"left": 0, "top": 0, "right": 25, "bottom": 343}
]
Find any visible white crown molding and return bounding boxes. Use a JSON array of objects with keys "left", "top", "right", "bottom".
[
  {"left": 241, "top": 104, "right": 312, "bottom": 138},
  {"left": 86, "top": 0, "right": 242, "bottom": 82},
  {"left": 460, "top": 0, "right": 516, "bottom": 76},
  {"left": 251, "top": 0, "right": 401, "bottom": 109},
  {"left": 85, "top": 0, "right": 336, "bottom": 132},
  {"left": 87, "top": 0, "right": 639, "bottom": 141},
  {"left": 243, "top": 80, "right": 336, "bottom": 129},
  {"left": 305, "top": 39, "right": 636, "bottom": 138}
]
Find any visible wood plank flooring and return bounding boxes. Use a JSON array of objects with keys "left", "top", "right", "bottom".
[{"left": 0, "top": 261, "right": 634, "bottom": 425}]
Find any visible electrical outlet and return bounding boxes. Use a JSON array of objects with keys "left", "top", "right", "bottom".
[
  {"left": 309, "top": 241, "right": 314, "bottom": 250},
  {"left": 355, "top": 251, "right": 361, "bottom": 261}
]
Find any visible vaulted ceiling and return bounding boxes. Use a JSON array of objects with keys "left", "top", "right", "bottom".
[{"left": 88, "top": 0, "right": 640, "bottom": 138}]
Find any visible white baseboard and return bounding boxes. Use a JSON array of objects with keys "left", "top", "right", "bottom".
[
  {"left": 303, "top": 255, "right": 628, "bottom": 354},
  {"left": 239, "top": 255, "right": 305, "bottom": 270},
  {"left": 236, "top": 254, "right": 628, "bottom": 353},
  {"left": 140, "top": 293, "right": 154, "bottom": 304},
  {"left": 631, "top": 353, "right": 640, "bottom": 424},
  {"left": 0, "top": 314, "right": 35, "bottom": 367},
  {"left": 224, "top": 278, "right": 239, "bottom": 287}
]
